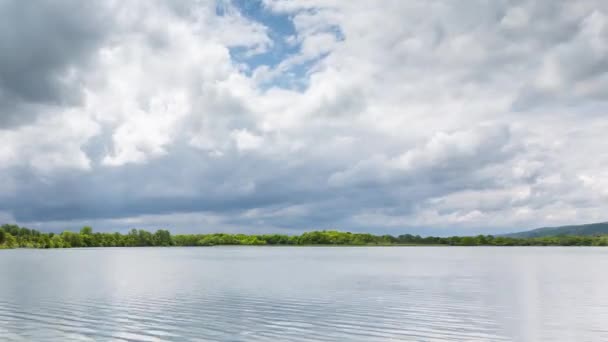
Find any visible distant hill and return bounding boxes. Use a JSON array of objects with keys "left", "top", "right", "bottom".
[{"left": 504, "top": 222, "right": 608, "bottom": 238}]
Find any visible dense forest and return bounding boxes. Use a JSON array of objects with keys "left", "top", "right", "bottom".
[{"left": 2, "top": 224, "right": 608, "bottom": 249}]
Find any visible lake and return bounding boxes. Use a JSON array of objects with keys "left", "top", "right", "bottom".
[{"left": 1, "top": 247, "right": 607, "bottom": 341}]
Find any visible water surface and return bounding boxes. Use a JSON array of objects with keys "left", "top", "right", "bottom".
[{"left": 1, "top": 247, "right": 607, "bottom": 341}]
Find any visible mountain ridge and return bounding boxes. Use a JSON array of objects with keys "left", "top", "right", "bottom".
[{"left": 504, "top": 222, "right": 608, "bottom": 238}]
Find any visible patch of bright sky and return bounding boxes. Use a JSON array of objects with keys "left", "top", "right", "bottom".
[
  {"left": 221, "top": 1, "right": 298, "bottom": 68},
  {"left": 218, "top": 0, "right": 340, "bottom": 91}
]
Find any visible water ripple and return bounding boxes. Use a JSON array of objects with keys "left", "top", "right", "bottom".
[{"left": 3, "top": 247, "right": 608, "bottom": 341}]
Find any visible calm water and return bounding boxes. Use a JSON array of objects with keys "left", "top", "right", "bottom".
[{"left": 1, "top": 247, "right": 608, "bottom": 341}]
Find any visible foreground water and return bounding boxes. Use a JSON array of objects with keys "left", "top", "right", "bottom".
[{"left": 1, "top": 247, "right": 607, "bottom": 341}]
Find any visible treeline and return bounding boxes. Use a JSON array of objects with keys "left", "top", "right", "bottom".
[{"left": 2, "top": 224, "right": 608, "bottom": 249}]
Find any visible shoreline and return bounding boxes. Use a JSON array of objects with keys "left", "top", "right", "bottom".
[
  {"left": 3, "top": 244, "right": 606, "bottom": 250},
  {"left": 3, "top": 224, "right": 608, "bottom": 248}
]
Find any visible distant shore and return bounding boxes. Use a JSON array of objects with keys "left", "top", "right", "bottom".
[{"left": 3, "top": 224, "right": 608, "bottom": 249}]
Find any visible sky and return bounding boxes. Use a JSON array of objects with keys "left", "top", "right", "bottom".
[{"left": 1, "top": 0, "right": 608, "bottom": 236}]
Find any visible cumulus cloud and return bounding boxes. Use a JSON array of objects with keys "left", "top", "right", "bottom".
[{"left": 1, "top": 0, "right": 607, "bottom": 235}]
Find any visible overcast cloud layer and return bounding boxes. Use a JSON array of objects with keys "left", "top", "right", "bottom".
[{"left": 1, "top": 0, "right": 608, "bottom": 235}]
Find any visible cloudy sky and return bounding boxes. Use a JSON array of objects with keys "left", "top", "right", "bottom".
[{"left": 1, "top": 0, "right": 607, "bottom": 235}]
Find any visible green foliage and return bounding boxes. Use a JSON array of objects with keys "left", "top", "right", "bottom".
[
  {"left": 80, "top": 226, "right": 93, "bottom": 235},
  {"left": 50, "top": 235, "right": 65, "bottom": 248},
  {"left": 153, "top": 229, "right": 173, "bottom": 246},
  {"left": 3, "top": 223, "right": 608, "bottom": 249},
  {"left": 3, "top": 233, "right": 17, "bottom": 249}
]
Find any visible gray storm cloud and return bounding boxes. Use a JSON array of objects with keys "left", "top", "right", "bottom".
[{"left": 0, "top": 1, "right": 112, "bottom": 127}]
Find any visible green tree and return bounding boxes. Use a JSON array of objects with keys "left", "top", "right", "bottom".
[
  {"left": 153, "top": 229, "right": 173, "bottom": 246},
  {"left": 137, "top": 229, "right": 153, "bottom": 246},
  {"left": 61, "top": 231, "right": 83, "bottom": 247},
  {"left": 50, "top": 235, "right": 65, "bottom": 248},
  {"left": 459, "top": 236, "right": 477, "bottom": 246},
  {"left": 4, "top": 233, "right": 17, "bottom": 248}
]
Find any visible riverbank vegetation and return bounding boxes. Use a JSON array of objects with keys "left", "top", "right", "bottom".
[{"left": 3, "top": 224, "right": 608, "bottom": 249}]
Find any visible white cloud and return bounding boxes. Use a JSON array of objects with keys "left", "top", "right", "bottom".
[
  {"left": 0, "top": 108, "right": 99, "bottom": 172},
  {"left": 231, "top": 129, "right": 264, "bottom": 151}
]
